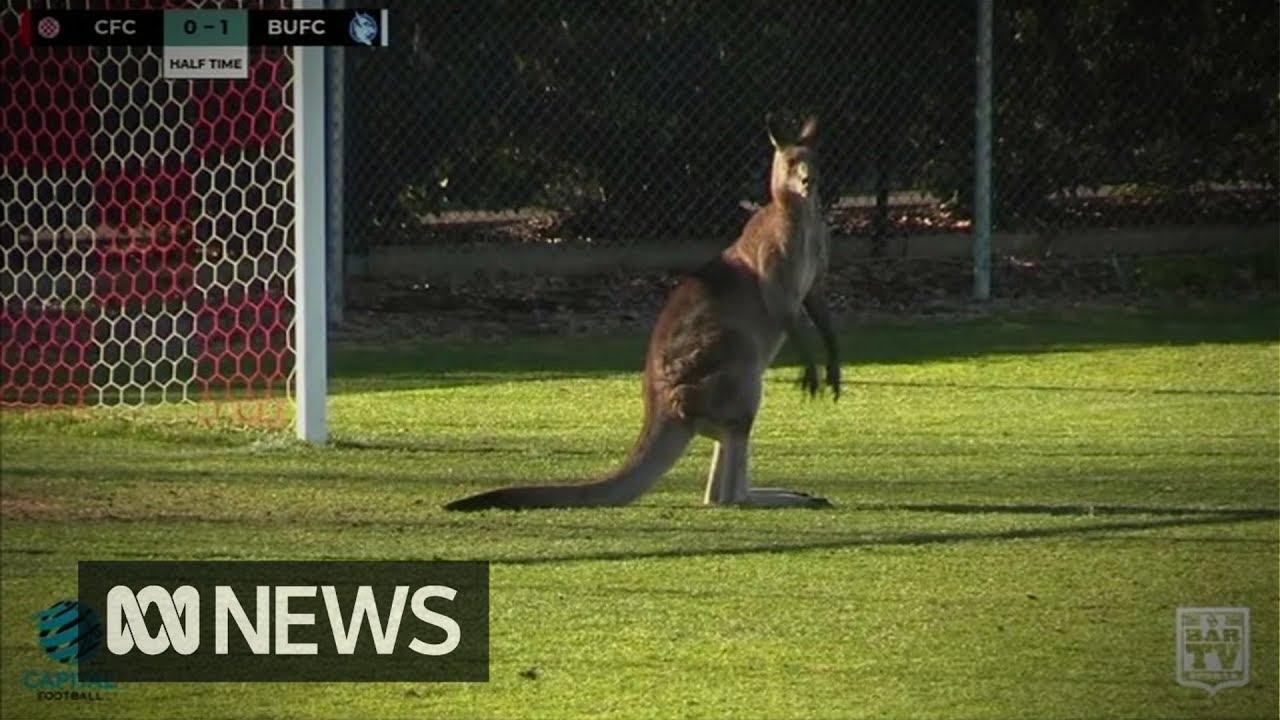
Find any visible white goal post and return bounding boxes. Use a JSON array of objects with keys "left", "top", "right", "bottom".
[{"left": 292, "top": 0, "right": 327, "bottom": 443}]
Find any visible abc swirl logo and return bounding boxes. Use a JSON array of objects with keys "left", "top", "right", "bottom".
[{"left": 34, "top": 600, "right": 103, "bottom": 665}]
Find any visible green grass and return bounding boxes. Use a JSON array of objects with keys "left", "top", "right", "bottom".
[{"left": 2, "top": 301, "right": 1277, "bottom": 719}]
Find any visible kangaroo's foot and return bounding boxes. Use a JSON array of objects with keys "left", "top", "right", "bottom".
[{"left": 740, "top": 488, "right": 832, "bottom": 508}]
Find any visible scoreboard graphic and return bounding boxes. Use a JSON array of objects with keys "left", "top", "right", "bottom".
[
  {"left": 165, "top": 11, "right": 250, "bottom": 79},
  {"left": 19, "top": 8, "right": 388, "bottom": 78}
]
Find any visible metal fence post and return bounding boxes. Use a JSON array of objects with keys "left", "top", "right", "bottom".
[
  {"left": 973, "top": 0, "right": 993, "bottom": 300},
  {"left": 325, "top": 0, "right": 345, "bottom": 327},
  {"left": 325, "top": 44, "right": 345, "bottom": 327},
  {"left": 294, "top": 0, "right": 329, "bottom": 443}
]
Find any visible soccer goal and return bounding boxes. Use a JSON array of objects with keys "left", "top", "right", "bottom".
[{"left": 0, "top": 1, "right": 328, "bottom": 442}]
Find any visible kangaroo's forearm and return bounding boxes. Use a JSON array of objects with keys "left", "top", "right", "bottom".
[
  {"left": 787, "top": 315, "right": 820, "bottom": 365},
  {"left": 803, "top": 291, "right": 839, "bottom": 366},
  {"left": 762, "top": 280, "right": 820, "bottom": 366},
  {"left": 803, "top": 288, "right": 841, "bottom": 399}
]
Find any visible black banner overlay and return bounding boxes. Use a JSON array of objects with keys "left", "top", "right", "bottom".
[
  {"left": 77, "top": 561, "right": 489, "bottom": 682},
  {"left": 22, "top": 11, "right": 162, "bottom": 46},
  {"left": 21, "top": 9, "right": 388, "bottom": 47},
  {"left": 250, "top": 10, "right": 387, "bottom": 46}
]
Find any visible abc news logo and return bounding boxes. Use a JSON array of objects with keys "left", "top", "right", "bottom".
[
  {"left": 107, "top": 584, "right": 461, "bottom": 656},
  {"left": 78, "top": 561, "right": 488, "bottom": 682}
]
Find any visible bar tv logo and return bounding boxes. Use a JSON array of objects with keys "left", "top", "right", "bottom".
[
  {"left": 1176, "top": 606, "right": 1249, "bottom": 694},
  {"left": 77, "top": 561, "right": 489, "bottom": 682}
]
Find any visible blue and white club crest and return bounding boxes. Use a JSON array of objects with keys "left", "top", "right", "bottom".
[{"left": 349, "top": 12, "right": 378, "bottom": 46}]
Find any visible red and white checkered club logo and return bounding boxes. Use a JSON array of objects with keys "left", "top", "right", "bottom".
[{"left": 37, "top": 16, "right": 61, "bottom": 40}]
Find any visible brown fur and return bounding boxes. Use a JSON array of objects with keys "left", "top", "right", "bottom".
[{"left": 445, "top": 115, "right": 838, "bottom": 511}]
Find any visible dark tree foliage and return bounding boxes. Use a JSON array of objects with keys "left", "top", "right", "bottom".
[
  {"left": 991, "top": 0, "right": 1279, "bottom": 226},
  {"left": 343, "top": 0, "right": 1277, "bottom": 247}
]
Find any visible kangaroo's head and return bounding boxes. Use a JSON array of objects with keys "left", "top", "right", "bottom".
[{"left": 767, "top": 114, "right": 820, "bottom": 203}]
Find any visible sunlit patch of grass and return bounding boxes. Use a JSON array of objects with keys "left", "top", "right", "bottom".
[{"left": 2, "top": 301, "right": 1276, "bottom": 719}]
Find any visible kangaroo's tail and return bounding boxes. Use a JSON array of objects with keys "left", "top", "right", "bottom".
[{"left": 443, "top": 411, "right": 693, "bottom": 511}]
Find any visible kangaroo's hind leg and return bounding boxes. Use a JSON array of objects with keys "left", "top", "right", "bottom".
[
  {"left": 704, "top": 441, "right": 727, "bottom": 505},
  {"left": 713, "top": 427, "right": 751, "bottom": 505},
  {"left": 696, "top": 333, "right": 830, "bottom": 508},
  {"left": 713, "top": 429, "right": 829, "bottom": 508}
]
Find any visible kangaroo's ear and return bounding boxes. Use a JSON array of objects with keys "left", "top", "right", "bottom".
[
  {"left": 765, "top": 113, "right": 783, "bottom": 149},
  {"left": 797, "top": 115, "right": 820, "bottom": 146}
]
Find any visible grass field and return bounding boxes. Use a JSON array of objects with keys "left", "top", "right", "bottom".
[{"left": 2, "top": 301, "right": 1277, "bottom": 719}]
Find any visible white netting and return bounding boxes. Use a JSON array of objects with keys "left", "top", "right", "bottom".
[{"left": 1, "top": 1, "right": 296, "bottom": 427}]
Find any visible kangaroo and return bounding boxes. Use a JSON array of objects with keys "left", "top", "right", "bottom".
[{"left": 445, "top": 115, "right": 840, "bottom": 511}]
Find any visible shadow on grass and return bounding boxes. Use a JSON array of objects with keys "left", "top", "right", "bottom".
[
  {"left": 494, "top": 505, "right": 1279, "bottom": 566},
  {"left": 849, "top": 380, "right": 1278, "bottom": 397},
  {"left": 842, "top": 501, "right": 1280, "bottom": 516},
  {"left": 329, "top": 300, "right": 1280, "bottom": 395}
]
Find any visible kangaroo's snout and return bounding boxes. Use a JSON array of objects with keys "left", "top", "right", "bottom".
[{"left": 791, "top": 163, "right": 813, "bottom": 196}]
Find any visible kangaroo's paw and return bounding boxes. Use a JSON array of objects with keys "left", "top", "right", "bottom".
[
  {"left": 797, "top": 364, "right": 820, "bottom": 398},
  {"left": 742, "top": 488, "right": 833, "bottom": 508}
]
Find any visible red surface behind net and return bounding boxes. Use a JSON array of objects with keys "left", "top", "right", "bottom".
[{"left": 1, "top": 2, "right": 296, "bottom": 427}]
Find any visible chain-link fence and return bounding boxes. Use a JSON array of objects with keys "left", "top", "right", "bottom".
[
  {"left": 339, "top": 0, "right": 1276, "bottom": 270},
  {"left": 342, "top": 0, "right": 976, "bottom": 256},
  {"left": 1, "top": 0, "right": 1274, "bottom": 412},
  {"left": 993, "top": 1, "right": 1277, "bottom": 232}
]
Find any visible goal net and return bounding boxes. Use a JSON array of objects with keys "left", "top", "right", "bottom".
[{"left": 1, "top": 1, "right": 301, "bottom": 429}]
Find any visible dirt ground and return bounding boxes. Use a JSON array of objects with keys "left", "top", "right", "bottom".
[{"left": 337, "top": 251, "right": 1277, "bottom": 343}]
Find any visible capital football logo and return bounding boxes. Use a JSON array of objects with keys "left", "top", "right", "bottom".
[{"left": 34, "top": 600, "right": 103, "bottom": 665}]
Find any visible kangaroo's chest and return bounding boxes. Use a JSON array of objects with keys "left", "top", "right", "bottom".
[{"left": 773, "top": 208, "right": 827, "bottom": 302}]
